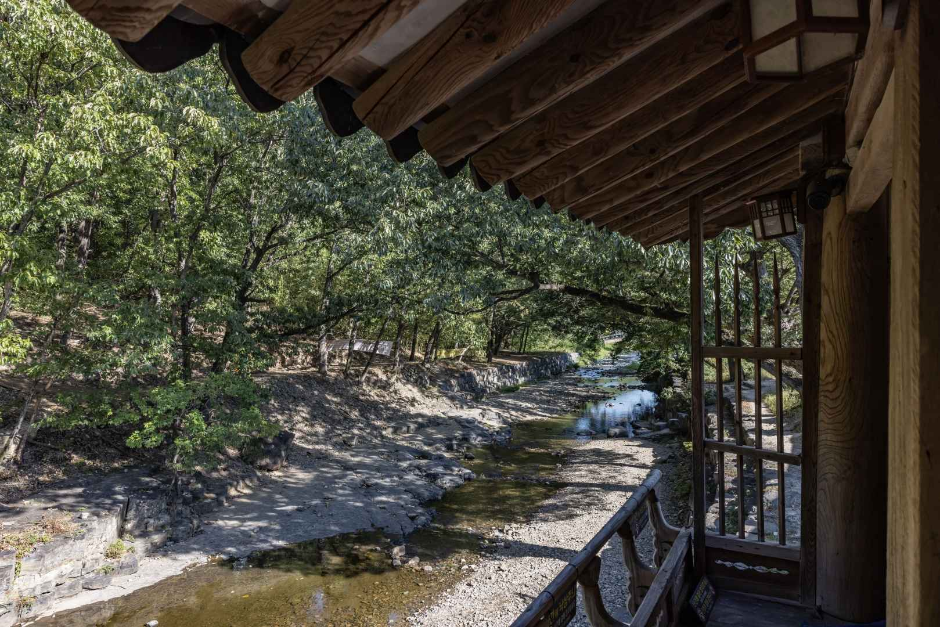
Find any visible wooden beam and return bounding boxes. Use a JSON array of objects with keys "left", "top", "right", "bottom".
[
  {"left": 568, "top": 95, "right": 841, "bottom": 221},
  {"left": 242, "top": 0, "right": 422, "bottom": 102},
  {"left": 845, "top": 0, "right": 896, "bottom": 152},
  {"left": 469, "top": 4, "right": 742, "bottom": 188},
  {"left": 65, "top": 0, "right": 181, "bottom": 41},
  {"left": 542, "top": 76, "right": 785, "bottom": 209},
  {"left": 513, "top": 54, "right": 745, "bottom": 201},
  {"left": 599, "top": 135, "right": 806, "bottom": 232},
  {"left": 638, "top": 168, "right": 800, "bottom": 249},
  {"left": 353, "top": 0, "right": 581, "bottom": 141},
  {"left": 847, "top": 71, "right": 895, "bottom": 213},
  {"left": 704, "top": 440, "right": 802, "bottom": 467},
  {"left": 180, "top": 0, "right": 279, "bottom": 38},
  {"left": 563, "top": 71, "right": 846, "bottom": 216},
  {"left": 689, "top": 194, "right": 706, "bottom": 580},
  {"left": 605, "top": 146, "right": 799, "bottom": 236},
  {"left": 641, "top": 173, "right": 799, "bottom": 246},
  {"left": 703, "top": 345, "right": 802, "bottom": 361},
  {"left": 888, "top": 2, "right": 940, "bottom": 625},
  {"left": 418, "top": 0, "right": 724, "bottom": 168}
]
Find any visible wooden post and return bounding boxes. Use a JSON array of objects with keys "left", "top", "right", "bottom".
[
  {"left": 888, "top": 2, "right": 940, "bottom": 624},
  {"left": 816, "top": 188, "right": 889, "bottom": 622},
  {"left": 800, "top": 195, "right": 822, "bottom": 605},
  {"left": 689, "top": 194, "right": 706, "bottom": 579}
]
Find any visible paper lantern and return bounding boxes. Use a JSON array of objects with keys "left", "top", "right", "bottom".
[{"left": 741, "top": 0, "right": 868, "bottom": 82}]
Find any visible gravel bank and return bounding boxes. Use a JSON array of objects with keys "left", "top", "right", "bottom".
[{"left": 411, "top": 416, "right": 689, "bottom": 626}]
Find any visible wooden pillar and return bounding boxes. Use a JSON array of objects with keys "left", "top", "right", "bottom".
[
  {"left": 888, "top": 1, "right": 940, "bottom": 624},
  {"left": 689, "top": 195, "right": 706, "bottom": 579},
  {"left": 816, "top": 190, "right": 889, "bottom": 622}
]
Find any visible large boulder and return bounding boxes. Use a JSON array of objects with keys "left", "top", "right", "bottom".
[{"left": 241, "top": 430, "right": 294, "bottom": 471}]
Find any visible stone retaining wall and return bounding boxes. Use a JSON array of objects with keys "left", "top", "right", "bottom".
[
  {"left": 437, "top": 353, "right": 578, "bottom": 396},
  {"left": 0, "top": 472, "right": 254, "bottom": 626}
]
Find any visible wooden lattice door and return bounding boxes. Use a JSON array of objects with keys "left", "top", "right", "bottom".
[{"left": 688, "top": 197, "right": 817, "bottom": 606}]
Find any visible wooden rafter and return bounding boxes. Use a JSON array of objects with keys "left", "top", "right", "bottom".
[
  {"left": 565, "top": 92, "right": 843, "bottom": 220},
  {"left": 181, "top": 0, "right": 280, "bottom": 38},
  {"left": 242, "top": 0, "right": 423, "bottom": 102},
  {"left": 418, "top": 0, "right": 725, "bottom": 167},
  {"left": 594, "top": 128, "right": 810, "bottom": 230},
  {"left": 65, "top": 0, "right": 181, "bottom": 41},
  {"left": 542, "top": 76, "right": 787, "bottom": 209},
  {"left": 513, "top": 54, "right": 745, "bottom": 201},
  {"left": 605, "top": 145, "right": 801, "bottom": 235},
  {"left": 353, "top": 0, "right": 582, "bottom": 141},
  {"left": 636, "top": 159, "right": 800, "bottom": 245},
  {"left": 644, "top": 173, "right": 801, "bottom": 247},
  {"left": 469, "top": 3, "right": 742, "bottom": 188}
]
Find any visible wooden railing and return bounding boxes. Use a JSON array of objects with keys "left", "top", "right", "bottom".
[{"left": 510, "top": 469, "right": 691, "bottom": 627}]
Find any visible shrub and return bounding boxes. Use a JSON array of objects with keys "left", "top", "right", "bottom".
[{"left": 104, "top": 539, "right": 133, "bottom": 560}]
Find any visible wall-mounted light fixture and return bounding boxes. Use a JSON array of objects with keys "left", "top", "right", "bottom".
[
  {"left": 748, "top": 189, "right": 799, "bottom": 240},
  {"left": 741, "top": 0, "right": 868, "bottom": 82}
]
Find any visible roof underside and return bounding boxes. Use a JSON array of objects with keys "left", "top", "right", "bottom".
[{"left": 69, "top": 0, "right": 862, "bottom": 247}]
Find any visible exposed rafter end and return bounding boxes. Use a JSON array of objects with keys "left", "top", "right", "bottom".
[
  {"left": 505, "top": 179, "right": 522, "bottom": 202},
  {"left": 469, "top": 161, "right": 493, "bottom": 193},
  {"left": 314, "top": 78, "right": 364, "bottom": 138},
  {"left": 386, "top": 126, "right": 422, "bottom": 164},
  {"left": 437, "top": 156, "right": 468, "bottom": 180}
]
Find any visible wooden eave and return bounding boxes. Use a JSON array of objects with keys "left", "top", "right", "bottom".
[{"left": 67, "top": 0, "right": 865, "bottom": 247}]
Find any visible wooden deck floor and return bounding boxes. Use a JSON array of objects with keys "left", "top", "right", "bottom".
[{"left": 694, "top": 592, "right": 825, "bottom": 626}]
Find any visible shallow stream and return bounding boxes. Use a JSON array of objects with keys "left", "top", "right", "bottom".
[{"left": 39, "top": 356, "right": 657, "bottom": 627}]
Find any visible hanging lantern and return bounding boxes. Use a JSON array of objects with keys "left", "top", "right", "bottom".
[
  {"left": 747, "top": 189, "right": 798, "bottom": 240},
  {"left": 740, "top": 0, "right": 868, "bottom": 82}
]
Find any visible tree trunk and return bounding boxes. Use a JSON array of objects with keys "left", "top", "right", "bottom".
[
  {"left": 360, "top": 315, "right": 390, "bottom": 382},
  {"left": 409, "top": 320, "right": 419, "bottom": 362},
  {"left": 344, "top": 318, "right": 358, "bottom": 378},
  {"left": 392, "top": 320, "right": 406, "bottom": 372},
  {"left": 423, "top": 319, "right": 440, "bottom": 365},
  {"left": 431, "top": 322, "right": 442, "bottom": 361},
  {"left": 486, "top": 303, "right": 497, "bottom": 363},
  {"left": 318, "top": 248, "right": 335, "bottom": 375}
]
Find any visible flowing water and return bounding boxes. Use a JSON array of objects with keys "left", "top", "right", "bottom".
[{"left": 39, "top": 356, "right": 656, "bottom": 627}]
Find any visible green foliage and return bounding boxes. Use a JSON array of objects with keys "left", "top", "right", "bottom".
[
  {"left": 0, "top": 0, "right": 805, "bottom": 471},
  {"left": 104, "top": 538, "right": 132, "bottom": 560}
]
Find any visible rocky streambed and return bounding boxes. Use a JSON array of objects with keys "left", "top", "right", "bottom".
[{"left": 28, "top": 356, "right": 690, "bottom": 626}]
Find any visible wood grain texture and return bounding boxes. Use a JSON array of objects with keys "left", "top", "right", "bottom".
[
  {"left": 689, "top": 195, "right": 706, "bottom": 580},
  {"left": 799, "top": 188, "right": 822, "bottom": 608},
  {"left": 243, "top": 0, "right": 423, "bottom": 102},
  {"left": 419, "top": 0, "right": 723, "bottom": 167},
  {"left": 542, "top": 76, "right": 783, "bottom": 209},
  {"left": 847, "top": 71, "right": 895, "bottom": 213},
  {"left": 354, "top": 0, "right": 580, "bottom": 140},
  {"left": 564, "top": 73, "right": 846, "bottom": 218},
  {"left": 816, "top": 191, "right": 888, "bottom": 622},
  {"left": 601, "top": 140, "right": 803, "bottom": 233},
  {"left": 641, "top": 172, "right": 799, "bottom": 247},
  {"left": 181, "top": 0, "right": 279, "bottom": 38},
  {"left": 574, "top": 100, "right": 839, "bottom": 224},
  {"left": 845, "top": 0, "right": 895, "bottom": 150},
  {"left": 626, "top": 158, "right": 800, "bottom": 243},
  {"left": 888, "top": 2, "right": 940, "bottom": 624},
  {"left": 470, "top": 4, "right": 742, "bottom": 187},
  {"left": 66, "top": 0, "right": 181, "bottom": 41},
  {"left": 515, "top": 54, "right": 745, "bottom": 201},
  {"left": 420, "top": 0, "right": 718, "bottom": 168}
]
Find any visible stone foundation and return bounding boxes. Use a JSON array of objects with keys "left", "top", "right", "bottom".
[{"left": 438, "top": 353, "right": 578, "bottom": 397}]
